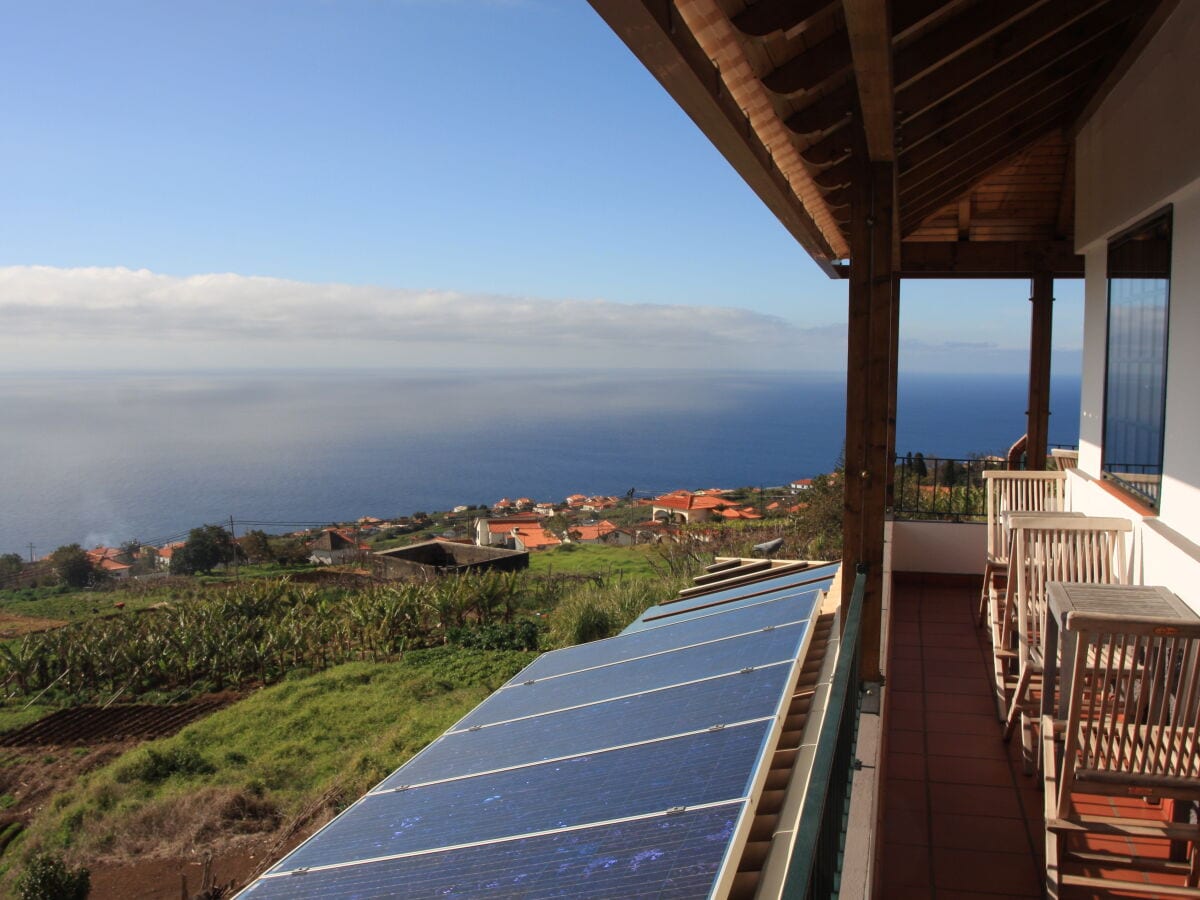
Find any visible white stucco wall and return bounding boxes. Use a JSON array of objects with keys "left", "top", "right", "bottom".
[
  {"left": 1072, "top": 2, "right": 1200, "bottom": 612},
  {"left": 887, "top": 520, "right": 985, "bottom": 575}
]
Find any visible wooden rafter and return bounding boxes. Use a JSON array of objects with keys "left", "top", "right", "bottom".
[
  {"left": 732, "top": 0, "right": 835, "bottom": 38},
  {"left": 843, "top": 0, "right": 896, "bottom": 162},
  {"left": 898, "top": 25, "right": 1121, "bottom": 153},
  {"left": 895, "top": 0, "right": 1118, "bottom": 122}
]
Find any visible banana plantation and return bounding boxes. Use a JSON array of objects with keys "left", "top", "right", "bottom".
[{"left": 0, "top": 571, "right": 589, "bottom": 706}]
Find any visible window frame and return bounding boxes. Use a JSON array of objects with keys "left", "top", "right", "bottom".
[{"left": 1100, "top": 206, "right": 1173, "bottom": 511}]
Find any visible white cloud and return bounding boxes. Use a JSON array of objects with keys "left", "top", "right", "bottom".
[{"left": 0, "top": 265, "right": 847, "bottom": 370}]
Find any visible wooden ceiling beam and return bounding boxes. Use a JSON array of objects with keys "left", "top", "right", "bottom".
[
  {"left": 784, "top": 81, "right": 857, "bottom": 136},
  {"left": 892, "top": 0, "right": 965, "bottom": 41},
  {"left": 898, "top": 61, "right": 1101, "bottom": 177},
  {"left": 732, "top": 0, "right": 835, "bottom": 38},
  {"left": 799, "top": 125, "right": 854, "bottom": 166},
  {"left": 898, "top": 20, "right": 1121, "bottom": 153},
  {"left": 763, "top": 30, "right": 852, "bottom": 96},
  {"left": 1055, "top": 147, "right": 1076, "bottom": 240},
  {"left": 895, "top": 0, "right": 1052, "bottom": 88},
  {"left": 815, "top": 156, "right": 857, "bottom": 189},
  {"left": 899, "top": 240, "right": 1084, "bottom": 277},
  {"left": 901, "top": 105, "right": 1078, "bottom": 232},
  {"left": 843, "top": 0, "right": 896, "bottom": 161},
  {"left": 895, "top": 0, "right": 1120, "bottom": 122}
]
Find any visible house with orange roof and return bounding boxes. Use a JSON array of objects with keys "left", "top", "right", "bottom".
[
  {"left": 514, "top": 497, "right": 533, "bottom": 510},
  {"left": 86, "top": 546, "right": 133, "bottom": 579},
  {"left": 717, "top": 506, "right": 763, "bottom": 521},
  {"left": 650, "top": 490, "right": 731, "bottom": 524},
  {"left": 564, "top": 494, "right": 587, "bottom": 508},
  {"left": 492, "top": 498, "right": 513, "bottom": 511},
  {"left": 533, "top": 502, "right": 557, "bottom": 517},
  {"left": 568, "top": 520, "right": 633, "bottom": 547},
  {"left": 511, "top": 526, "right": 561, "bottom": 552},
  {"left": 790, "top": 478, "right": 814, "bottom": 492},
  {"left": 474, "top": 515, "right": 541, "bottom": 548}
]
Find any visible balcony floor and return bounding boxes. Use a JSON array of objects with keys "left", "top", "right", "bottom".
[{"left": 881, "top": 574, "right": 1191, "bottom": 899}]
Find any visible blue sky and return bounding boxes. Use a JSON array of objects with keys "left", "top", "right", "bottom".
[{"left": 0, "top": 0, "right": 1082, "bottom": 374}]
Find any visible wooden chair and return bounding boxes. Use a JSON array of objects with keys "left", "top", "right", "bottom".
[
  {"left": 1043, "top": 609, "right": 1200, "bottom": 897},
  {"left": 978, "top": 470, "right": 1067, "bottom": 628},
  {"left": 1002, "top": 516, "right": 1132, "bottom": 772}
]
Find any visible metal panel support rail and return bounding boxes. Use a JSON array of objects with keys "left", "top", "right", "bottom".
[{"left": 781, "top": 563, "right": 867, "bottom": 900}]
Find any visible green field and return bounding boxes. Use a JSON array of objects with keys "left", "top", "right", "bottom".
[
  {"left": 526, "top": 544, "right": 661, "bottom": 577},
  {"left": 21, "top": 648, "right": 535, "bottom": 865}
]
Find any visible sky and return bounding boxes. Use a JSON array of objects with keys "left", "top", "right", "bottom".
[{"left": 0, "top": 0, "right": 1083, "bottom": 375}]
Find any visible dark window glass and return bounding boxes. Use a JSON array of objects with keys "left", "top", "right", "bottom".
[{"left": 1102, "top": 209, "right": 1171, "bottom": 508}]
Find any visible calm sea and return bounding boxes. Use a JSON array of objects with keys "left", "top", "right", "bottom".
[{"left": 0, "top": 369, "right": 1080, "bottom": 555}]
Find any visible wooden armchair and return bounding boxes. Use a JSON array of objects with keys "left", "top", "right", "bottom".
[
  {"left": 1043, "top": 607, "right": 1200, "bottom": 897},
  {"left": 1002, "top": 516, "right": 1132, "bottom": 772},
  {"left": 978, "top": 470, "right": 1067, "bottom": 628}
]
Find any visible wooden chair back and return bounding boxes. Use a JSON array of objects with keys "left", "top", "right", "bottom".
[
  {"left": 982, "top": 470, "right": 1067, "bottom": 564},
  {"left": 1055, "top": 612, "right": 1200, "bottom": 816},
  {"left": 1011, "top": 517, "right": 1132, "bottom": 660}
]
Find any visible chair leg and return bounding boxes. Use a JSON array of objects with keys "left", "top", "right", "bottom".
[
  {"left": 1004, "top": 666, "right": 1033, "bottom": 742},
  {"left": 978, "top": 561, "right": 994, "bottom": 626}
]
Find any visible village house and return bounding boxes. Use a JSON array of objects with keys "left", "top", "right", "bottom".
[
  {"left": 650, "top": 489, "right": 731, "bottom": 524},
  {"left": 308, "top": 529, "right": 369, "bottom": 565},
  {"left": 474, "top": 514, "right": 541, "bottom": 549},
  {"left": 86, "top": 546, "right": 132, "bottom": 579},
  {"left": 567, "top": 519, "right": 634, "bottom": 546}
]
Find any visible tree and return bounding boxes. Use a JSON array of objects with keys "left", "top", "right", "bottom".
[
  {"left": 49, "top": 544, "right": 95, "bottom": 588},
  {"left": 941, "top": 458, "right": 960, "bottom": 487},
  {"left": 912, "top": 452, "right": 928, "bottom": 479},
  {"left": 16, "top": 852, "right": 89, "bottom": 900},
  {"left": 171, "top": 525, "right": 236, "bottom": 576},
  {"left": 0, "top": 552, "right": 23, "bottom": 583},
  {"left": 240, "top": 529, "right": 274, "bottom": 564}
]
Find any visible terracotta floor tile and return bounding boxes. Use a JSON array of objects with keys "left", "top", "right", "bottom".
[
  {"left": 887, "top": 751, "right": 926, "bottom": 782},
  {"left": 924, "top": 690, "right": 997, "bottom": 716},
  {"left": 886, "top": 777, "right": 930, "bottom": 812},
  {"left": 890, "top": 668, "right": 925, "bottom": 692},
  {"left": 924, "top": 711, "right": 1004, "bottom": 737},
  {"left": 932, "top": 846, "right": 1043, "bottom": 895},
  {"left": 922, "top": 645, "right": 985, "bottom": 663},
  {"left": 884, "top": 800, "right": 930, "bottom": 846},
  {"left": 881, "top": 841, "right": 932, "bottom": 887},
  {"left": 892, "top": 642, "right": 923, "bottom": 660},
  {"left": 928, "top": 783, "right": 1025, "bottom": 819},
  {"left": 930, "top": 812, "right": 1034, "bottom": 854},
  {"left": 889, "top": 728, "right": 926, "bottom": 756},
  {"left": 922, "top": 658, "right": 988, "bottom": 680},
  {"left": 889, "top": 689, "right": 925, "bottom": 713},
  {"left": 925, "top": 731, "right": 1009, "bottom": 761},
  {"left": 925, "top": 754, "right": 1014, "bottom": 787},
  {"left": 925, "top": 675, "right": 989, "bottom": 696}
]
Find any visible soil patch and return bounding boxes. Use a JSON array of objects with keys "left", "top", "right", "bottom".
[
  {"left": 0, "top": 694, "right": 240, "bottom": 747},
  {"left": 0, "top": 612, "right": 67, "bottom": 638}
]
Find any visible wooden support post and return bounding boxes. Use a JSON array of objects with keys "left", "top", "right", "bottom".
[
  {"left": 1027, "top": 272, "right": 1054, "bottom": 470},
  {"left": 843, "top": 161, "right": 894, "bottom": 681}
]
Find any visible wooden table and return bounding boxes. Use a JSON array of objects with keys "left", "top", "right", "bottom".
[{"left": 1042, "top": 582, "right": 1199, "bottom": 719}]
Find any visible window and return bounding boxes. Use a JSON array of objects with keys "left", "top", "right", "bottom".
[{"left": 1102, "top": 208, "right": 1172, "bottom": 509}]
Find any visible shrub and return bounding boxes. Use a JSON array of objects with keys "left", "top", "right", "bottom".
[
  {"left": 117, "top": 746, "right": 214, "bottom": 785},
  {"left": 15, "top": 852, "right": 89, "bottom": 900}
]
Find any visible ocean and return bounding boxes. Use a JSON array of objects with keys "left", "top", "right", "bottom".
[{"left": 0, "top": 369, "right": 1080, "bottom": 555}]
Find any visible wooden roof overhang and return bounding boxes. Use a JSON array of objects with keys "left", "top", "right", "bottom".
[{"left": 587, "top": 0, "right": 1178, "bottom": 280}]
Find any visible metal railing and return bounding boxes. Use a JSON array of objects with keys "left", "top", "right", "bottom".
[
  {"left": 891, "top": 454, "right": 1006, "bottom": 521},
  {"left": 782, "top": 564, "right": 866, "bottom": 899}
]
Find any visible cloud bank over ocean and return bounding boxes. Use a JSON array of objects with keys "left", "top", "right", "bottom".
[
  {"left": 0, "top": 265, "right": 835, "bottom": 370},
  {"left": 0, "top": 265, "right": 1060, "bottom": 373}
]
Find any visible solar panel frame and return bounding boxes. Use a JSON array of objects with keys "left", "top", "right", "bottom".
[
  {"left": 621, "top": 561, "right": 838, "bottom": 632},
  {"left": 503, "top": 590, "right": 817, "bottom": 685}
]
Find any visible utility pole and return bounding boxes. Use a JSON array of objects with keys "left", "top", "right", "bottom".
[
  {"left": 27, "top": 543, "right": 35, "bottom": 563},
  {"left": 229, "top": 516, "right": 239, "bottom": 581}
]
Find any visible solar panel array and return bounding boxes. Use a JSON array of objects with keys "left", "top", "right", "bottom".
[{"left": 237, "top": 561, "right": 837, "bottom": 900}]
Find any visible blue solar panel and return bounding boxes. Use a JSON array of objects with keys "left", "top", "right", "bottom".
[
  {"left": 269, "top": 721, "right": 770, "bottom": 874},
  {"left": 623, "top": 562, "right": 837, "bottom": 632},
  {"left": 241, "top": 803, "right": 745, "bottom": 900},
  {"left": 381, "top": 663, "right": 793, "bottom": 787},
  {"left": 455, "top": 621, "right": 807, "bottom": 730},
  {"left": 505, "top": 591, "right": 816, "bottom": 685},
  {"left": 630, "top": 584, "right": 828, "bottom": 633}
]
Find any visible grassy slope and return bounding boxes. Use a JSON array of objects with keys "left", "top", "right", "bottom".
[
  {"left": 22, "top": 647, "right": 534, "bottom": 863},
  {"left": 527, "top": 544, "right": 660, "bottom": 577}
]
